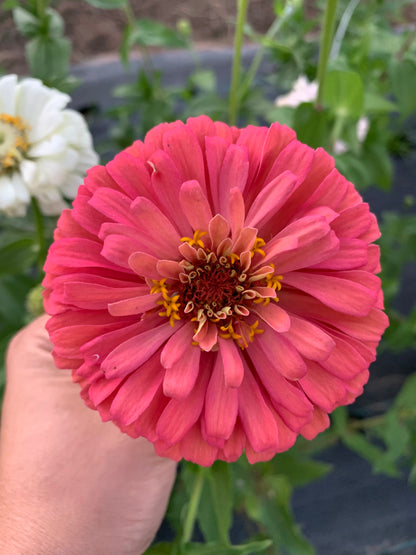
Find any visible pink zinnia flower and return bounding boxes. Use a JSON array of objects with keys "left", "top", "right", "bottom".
[{"left": 43, "top": 116, "right": 388, "bottom": 466}]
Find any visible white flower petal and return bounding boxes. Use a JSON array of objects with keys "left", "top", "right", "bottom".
[
  {"left": 0, "top": 74, "right": 18, "bottom": 115},
  {"left": 357, "top": 117, "right": 369, "bottom": 143},
  {"left": 0, "top": 173, "right": 30, "bottom": 216},
  {"left": 60, "top": 173, "right": 82, "bottom": 198},
  {"left": 29, "top": 158, "right": 68, "bottom": 190},
  {"left": 19, "top": 159, "right": 38, "bottom": 186},
  {"left": 28, "top": 134, "right": 67, "bottom": 158},
  {"left": 15, "top": 78, "right": 53, "bottom": 124},
  {"left": 35, "top": 188, "right": 68, "bottom": 216},
  {"left": 275, "top": 76, "right": 318, "bottom": 108},
  {"left": 333, "top": 140, "right": 348, "bottom": 155}
]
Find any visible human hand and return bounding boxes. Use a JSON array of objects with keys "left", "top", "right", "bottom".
[{"left": 0, "top": 314, "right": 177, "bottom": 555}]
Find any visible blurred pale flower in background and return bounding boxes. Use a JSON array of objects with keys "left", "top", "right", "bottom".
[
  {"left": 0, "top": 74, "right": 98, "bottom": 217},
  {"left": 275, "top": 75, "right": 318, "bottom": 108},
  {"left": 275, "top": 75, "right": 369, "bottom": 155}
]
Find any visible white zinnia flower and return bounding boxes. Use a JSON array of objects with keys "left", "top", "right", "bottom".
[
  {"left": 0, "top": 74, "right": 98, "bottom": 217},
  {"left": 275, "top": 76, "right": 318, "bottom": 108}
]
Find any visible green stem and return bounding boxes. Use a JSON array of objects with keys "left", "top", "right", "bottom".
[
  {"left": 123, "top": 0, "right": 135, "bottom": 27},
  {"left": 350, "top": 408, "right": 416, "bottom": 432},
  {"left": 123, "top": 0, "right": 155, "bottom": 74},
  {"left": 31, "top": 197, "right": 46, "bottom": 274},
  {"left": 229, "top": 0, "right": 250, "bottom": 126},
  {"left": 330, "top": 0, "right": 359, "bottom": 60},
  {"left": 182, "top": 466, "right": 206, "bottom": 545},
  {"left": 240, "top": 1, "right": 295, "bottom": 99},
  {"left": 316, "top": 0, "right": 338, "bottom": 108},
  {"left": 36, "top": 0, "right": 45, "bottom": 18},
  {"left": 330, "top": 114, "right": 345, "bottom": 150},
  {"left": 396, "top": 27, "right": 416, "bottom": 62}
]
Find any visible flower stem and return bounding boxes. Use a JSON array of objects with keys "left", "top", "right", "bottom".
[
  {"left": 229, "top": 0, "right": 250, "bottom": 126},
  {"left": 36, "top": 0, "right": 46, "bottom": 19},
  {"left": 330, "top": 0, "right": 359, "bottom": 60},
  {"left": 182, "top": 466, "right": 206, "bottom": 545},
  {"left": 123, "top": 0, "right": 135, "bottom": 27},
  {"left": 316, "top": 0, "right": 338, "bottom": 108},
  {"left": 31, "top": 196, "right": 46, "bottom": 274},
  {"left": 330, "top": 114, "right": 345, "bottom": 150},
  {"left": 240, "top": 1, "right": 295, "bottom": 100},
  {"left": 396, "top": 27, "right": 416, "bottom": 62}
]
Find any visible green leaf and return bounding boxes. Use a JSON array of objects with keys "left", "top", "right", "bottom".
[
  {"left": 145, "top": 542, "right": 172, "bottom": 555},
  {"left": 394, "top": 373, "right": 416, "bottom": 413},
  {"left": 2, "top": 0, "right": 19, "bottom": 9},
  {"left": 13, "top": 6, "right": 39, "bottom": 38},
  {"left": 246, "top": 475, "right": 315, "bottom": 555},
  {"left": 45, "top": 8, "right": 65, "bottom": 38},
  {"left": 334, "top": 151, "right": 374, "bottom": 190},
  {"left": 382, "top": 410, "right": 411, "bottom": 463},
  {"left": 0, "top": 274, "right": 36, "bottom": 330},
  {"left": 181, "top": 93, "right": 228, "bottom": 121},
  {"left": 126, "top": 19, "right": 190, "bottom": 50},
  {"left": 0, "top": 238, "right": 38, "bottom": 276},
  {"left": 181, "top": 540, "right": 272, "bottom": 555},
  {"left": 13, "top": 6, "right": 64, "bottom": 39},
  {"left": 342, "top": 432, "right": 400, "bottom": 477},
  {"left": 198, "top": 461, "right": 233, "bottom": 544},
  {"left": 188, "top": 70, "right": 216, "bottom": 93},
  {"left": 84, "top": 0, "right": 127, "bottom": 9},
  {"left": 363, "top": 92, "right": 397, "bottom": 114},
  {"left": 26, "top": 35, "right": 70, "bottom": 83},
  {"left": 265, "top": 105, "right": 294, "bottom": 127},
  {"left": 293, "top": 102, "right": 331, "bottom": 149},
  {"left": 331, "top": 406, "right": 348, "bottom": 434},
  {"left": 389, "top": 58, "right": 416, "bottom": 118},
  {"left": 273, "top": 452, "right": 332, "bottom": 487},
  {"left": 363, "top": 143, "right": 393, "bottom": 190},
  {"left": 323, "top": 70, "right": 364, "bottom": 118}
]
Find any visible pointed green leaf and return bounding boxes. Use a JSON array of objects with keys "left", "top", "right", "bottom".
[
  {"left": 342, "top": 432, "right": 400, "bottom": 477},
  {"left": 246, "top": 475, "right": 315, "bottom": 555},
  {"left": 26, "top": 35, "right": 70, "bottom": 84},
  {"left": 0, "top": 238, "right": 38, "bottom": 276},
  {"left": 323, "top": 70, "right": 364, "bottom": 118},
  {"left": 272, "top": 452, "right": 332, "bottom": 487},
  {"left": 293, "top": 102, "right": 331, "bottom": 149},
  {"left": 13, "top": 6, "right": 40, "bottom": 37},
  {"left": 389, "top": 58, "right": 416, "bottom": 118},
  {"left": 363, "top": 93, "right": 397, "bottom": 114},
  {"left": 207, "top": 461, "right": 233, "bottom": 543},
  {"left": 126, "top": 19, "right": 190, "bottom": 51}
]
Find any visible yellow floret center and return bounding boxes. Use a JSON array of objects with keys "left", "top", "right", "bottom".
[
  {"left": 0, "top": 113, "right": 29, "bottom": 174},
  {"left": 150, "top": 229, "right": 284, "bottom": 349}
]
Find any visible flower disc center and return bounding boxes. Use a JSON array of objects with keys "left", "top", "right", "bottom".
[
  {"left": 180, "top": 256, "right": 246, "bottom": 321},
  {"left": 149, "top": 228, "right": 282, "bottom": 350},
  {"left": 0, "top": 113, "right": 29, "bottom": 174}
]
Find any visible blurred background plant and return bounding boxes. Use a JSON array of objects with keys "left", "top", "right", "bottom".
[{"left": 1, "top": 0, "right": 416, "bottom": 553}]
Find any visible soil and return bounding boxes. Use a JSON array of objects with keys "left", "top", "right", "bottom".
[
  {"left": 0, "top": 0, "right": 275, "bottom": 74},
  {"left": 1, "top": 1, "right": 416, "bottom": 75}
]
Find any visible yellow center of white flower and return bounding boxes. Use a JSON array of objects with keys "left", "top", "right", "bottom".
[{"left": 0, "top": 113, "right": 29, "bottom": 174}]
